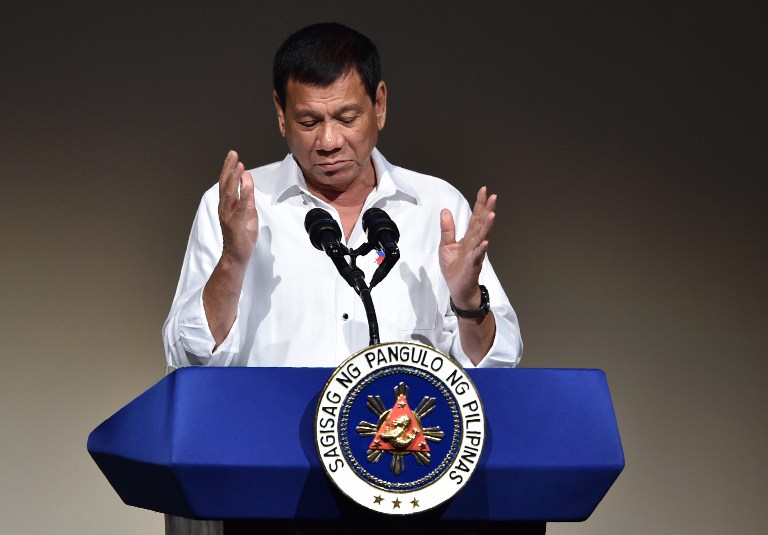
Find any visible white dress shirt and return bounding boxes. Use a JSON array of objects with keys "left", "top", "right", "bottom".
[{"left": 162, "top": 149, "right": 522, "bottom": 369}]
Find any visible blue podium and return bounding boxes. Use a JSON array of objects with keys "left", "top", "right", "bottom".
[{"left": 88, "top": 367, "right": 623, "bottom": 528}]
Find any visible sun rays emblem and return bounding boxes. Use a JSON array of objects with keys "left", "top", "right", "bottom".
[{"left": 355, "top": 382, "right": 445, "bottom": 475}]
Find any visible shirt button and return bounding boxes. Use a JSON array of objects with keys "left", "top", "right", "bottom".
[{"left": 342, "top": 313, "right": 349, "bottom": 320}]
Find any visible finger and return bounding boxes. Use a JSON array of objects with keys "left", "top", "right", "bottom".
[
  {"left": 485, "top": 192, "right": 497, "bottom": 213},
  {"left": 469, "top": 239, "right": 490, "bottom": 267},
  {"left": 471, "top": 192, "right": 497, "bottom": 239},
  {"left": 239, "top": 170, "right": 255, "bottom": 210},
  {"left": 475, "top": 185, "right": 488, "bottom": 208},
  {"left": 470, "top": 186, "right": 490, "bottom": 224},
  {"left": 218, "top": 150, "right": 238, "bottom": 198},
  {"left": 464, "top": 210, "right": 495, "bottom": 257},
  {"left": 222, "top": 154, "right": 245, "bottom": 206},
  {"left": 477, "top": 202, "right": 496, "bottom": 236},
  {"left": 232, "top": 163, "right": 246, "bottom": 206},
  {"left": 228, "top": 165, "right": 247, "bottom": 221},
  {"left": 466, "top": 187, "right": 491, "bottom": 236},
  {"left": 240, "top": 171, "right": 259, "bottom": 236},
  {"left": 440, "top": 208, "right": 456, "bottom": 246},
  {"left": 472, "top": 188, "right": 497, "bottom": 219},
  {"left": 219, "top": 166, "right": 245, "bottom": 222}
]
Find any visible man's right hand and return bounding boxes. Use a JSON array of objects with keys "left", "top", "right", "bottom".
[
  {"left": 218, "top": 150, "right": 258, "bottom": 265},
  {"left": 203, "top": 150, "right": 258, "bottom": 348}
]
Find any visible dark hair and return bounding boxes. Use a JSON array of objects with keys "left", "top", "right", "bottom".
[{"left": 273, "top": 23, "right": 381, "bottom": 109}]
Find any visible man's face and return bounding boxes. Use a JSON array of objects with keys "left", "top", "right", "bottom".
[{"left": 274, "top": 70, "right": 387, "bottom": 194}]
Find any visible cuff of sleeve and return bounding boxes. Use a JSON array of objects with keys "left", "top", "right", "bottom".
[
  {"left": 177, "top": 287, "right": 240, "bottom": 365},
  {"left": 452, "top": 311, "right": 522, "bottom": 369}
]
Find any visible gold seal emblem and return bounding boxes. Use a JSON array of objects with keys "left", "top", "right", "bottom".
[{"left": 356, "top": 382, "right": 445, "bottom": 475}]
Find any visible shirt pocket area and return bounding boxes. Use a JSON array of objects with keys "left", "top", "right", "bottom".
[{"left": 369, "top": 252, "right": 441, "bottom": 333}]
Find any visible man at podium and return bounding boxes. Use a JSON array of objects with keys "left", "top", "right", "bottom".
[{"left": 162, "top": 23, "right": 522, "bottom": 370}]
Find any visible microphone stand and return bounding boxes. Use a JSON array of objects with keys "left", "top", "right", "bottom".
[{"left": 345, "top": 243, "right": 379, "bottom": 345}]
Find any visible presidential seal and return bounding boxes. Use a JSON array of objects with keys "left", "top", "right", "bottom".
[{"left": 315, "top": 342, "right": 485, "bottom": 514}]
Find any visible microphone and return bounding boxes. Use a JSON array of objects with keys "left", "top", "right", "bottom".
[
  {"left": 304, "top": 208, "right": 357, "bottom": 288},
  {"left": 305, "top": 207, "right": 344, "bottom": 256},
  {"left": 362, "top": 208, "right": 401, "bottom": 289}
]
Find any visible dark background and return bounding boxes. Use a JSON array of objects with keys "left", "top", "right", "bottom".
[{"left": 1, "top": 2, "right": 765, "bottom": 533}]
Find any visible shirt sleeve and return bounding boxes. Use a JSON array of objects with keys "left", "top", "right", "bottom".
[{"left": 161, "top": 190, "right": 241, "bottom": 367}]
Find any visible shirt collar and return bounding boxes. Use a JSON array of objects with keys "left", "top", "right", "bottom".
[{"left": 272, "top": 148, "right": 421, "bottom": 206}]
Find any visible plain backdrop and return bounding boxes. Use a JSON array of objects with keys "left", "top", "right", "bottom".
[{"left": 1, "top": 2, "right": 765, "bottom": 533}]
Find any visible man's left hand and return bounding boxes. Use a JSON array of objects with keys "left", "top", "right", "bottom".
[{"left": 439, "top": 186, "right": 497, "bottom": 310}]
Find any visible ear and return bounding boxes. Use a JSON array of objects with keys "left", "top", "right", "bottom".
[
  {"left": 273, "top": 90, "right": 286, "bottom": 137},
  {"left": 375, "top": 81, "right": 387, "bottom": 130}
]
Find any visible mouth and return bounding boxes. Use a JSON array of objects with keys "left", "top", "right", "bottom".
[{"left": 317, "top": 160, "right": 350, "bottom": 172}]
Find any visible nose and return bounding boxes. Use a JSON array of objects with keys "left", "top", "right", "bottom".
[{"left": 316, "top": 122, "right": 341, "bottom": 152}]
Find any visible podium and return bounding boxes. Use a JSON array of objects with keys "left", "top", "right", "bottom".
[{"left": 88, "top": 367, "right": 623, "bottom": 532}]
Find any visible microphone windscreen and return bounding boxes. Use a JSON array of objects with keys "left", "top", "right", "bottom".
[
  {"left": 304, "top": 208, "right": 342, "bottom": 251},
  {"left": 362, "top": 208, "right": 400, "bottom": 247}
]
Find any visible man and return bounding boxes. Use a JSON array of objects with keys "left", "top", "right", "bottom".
[{"left": 163, "top": 23, "right": 522, "bottom": 369}]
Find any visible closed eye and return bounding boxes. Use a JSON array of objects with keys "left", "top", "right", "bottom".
[{"left": 338, "top": 115, "right": 359, "bottom": 125}]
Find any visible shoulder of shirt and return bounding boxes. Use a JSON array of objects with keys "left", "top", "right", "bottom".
[
  {"left": 374, "top": 152, "right": 466, "bottom": 208},
  {"left": 385, "top": 160, "right": 468, "bottom": 210}
]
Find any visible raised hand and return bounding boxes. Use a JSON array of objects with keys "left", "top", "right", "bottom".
[
  {"left": 204, "top": 151, "right": 258, "bottom": 347},
  {"left": 439, "top": 186, "right": 497, "bottom": 310},
  {"left": 218, "top": 150, "right": 258, "bottom": 265}
]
